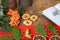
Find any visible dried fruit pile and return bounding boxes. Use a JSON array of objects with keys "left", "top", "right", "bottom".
[{"left": 7, "top": 9, "right": 20, "bottom": 27}]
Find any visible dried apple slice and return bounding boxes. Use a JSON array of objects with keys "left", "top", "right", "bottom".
[
  {"left": 22, "top": 14, "right": 30, "bottom": 20},
  {"left": 23, "top": 20, "right": 32, "bottom": 26},
  {"left": 30, "top": 15, "right": 38, "bottom": 22}
]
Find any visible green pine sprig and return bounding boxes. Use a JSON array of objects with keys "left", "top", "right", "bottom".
[
  {"left": 0, "top": 5, "right": 4, "bottom": 19},
  {"left": 18, "top": 8, "right": 25, "bottom": 16},
  {"left": 0, "top": 15, "right": 12, "bottom": 32},
  {"left": 48, "top": 24, "right": 59, "bottom": 35},
  {"left": 1, "top": 0, "right": 9, "bottom": 8},
  {"left": 35, "top": 24, "right": 47, "bottom": 37},
  {"left": 11, "top": 27, "right": 22, "bottom": 40}
]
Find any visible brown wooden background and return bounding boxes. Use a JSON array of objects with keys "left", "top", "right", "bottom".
[{"left": 20, "top": 0, "right": 60, "bottom": 26}]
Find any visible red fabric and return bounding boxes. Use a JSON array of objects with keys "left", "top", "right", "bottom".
[
  {"left": 0, "top": 24, "right": 60, "bottom": 40},
  {"left": 19, "top": 25, "right": 38, "bottom": 40},
  {"left": 0, "top": 31, "right": 13, "bottom": 37},
  {"left": 52, "top": 23, "right": 60, "bottom": 34},
  {"left": 43, "top": 24, "right": 60, "bottom": 40},
  {"left": 0, "top": 30, "right": 6, "bottom": 37},
  {"left": 19, "top": 24, "right": 60, "bottom": 40},
  {"left": 43, "top": 24, "right": 54, "bottom": 40},
  {"left": 7, "top": 32, "right": 13, "bottom": 37}
]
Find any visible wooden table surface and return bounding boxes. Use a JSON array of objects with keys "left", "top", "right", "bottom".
[{"left": 20, "top": 0, "right": 60, "bottom": 26}]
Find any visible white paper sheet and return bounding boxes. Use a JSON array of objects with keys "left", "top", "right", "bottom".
[{"left": 42, "top": 3, "right": 60, "bottom": 26}]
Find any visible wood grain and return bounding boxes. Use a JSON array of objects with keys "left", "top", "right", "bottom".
[{"left": 20, "top": 0, "right": 60, "bottom": 26}]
